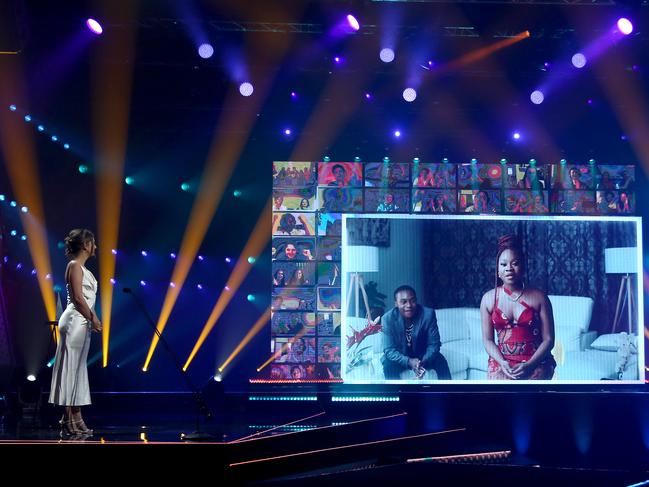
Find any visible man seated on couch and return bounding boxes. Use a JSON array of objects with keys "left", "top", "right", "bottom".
[{"left": 381, "top": 285, "right": 452, "bottom": 380}]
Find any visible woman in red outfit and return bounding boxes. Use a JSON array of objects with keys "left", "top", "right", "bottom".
[{"left": 480, "top": 235, "right": 556, "bottom": 380}]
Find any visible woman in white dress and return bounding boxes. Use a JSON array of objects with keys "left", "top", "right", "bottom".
[{"left": 49, "top": 229, "right": 102, "bottom": 435}]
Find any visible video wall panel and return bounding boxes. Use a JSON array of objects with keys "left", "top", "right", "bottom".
[{"left": 270, "top": 160, "right": 639, "bottom": 382}]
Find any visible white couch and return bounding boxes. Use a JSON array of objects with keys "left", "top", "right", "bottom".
[{"left": 344, "top": 295, "right": 636, "bottom": 381}]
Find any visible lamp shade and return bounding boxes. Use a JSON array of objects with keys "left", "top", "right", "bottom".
[
  {"left": 346, "top": 245, "right": 379, "bottom": 273},
  {"left": 604, "top": 247, "right": 637, "bottom": 274}
]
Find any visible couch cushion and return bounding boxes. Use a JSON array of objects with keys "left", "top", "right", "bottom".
[
  {"left": 548, "top": 295, "right": 594, "bottom": 353},
  {"left": 435, "top": 308, "right": 477, "bottom": 343},
  {"left": 590, "top": 333, "right": 622, "bottom": 351},
  {"left": 443, "top": 340, "right": 489, "bottom": 372},
  {"left": 548, "top": 296, "right": 594, "bottom": 332},
  {"left": 557, "top": 350, "right": 618, "bottom": 380}
]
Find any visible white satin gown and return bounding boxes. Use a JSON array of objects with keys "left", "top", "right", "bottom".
[{"left": 48, "top": 266, "right": 97, "bottom": 406}]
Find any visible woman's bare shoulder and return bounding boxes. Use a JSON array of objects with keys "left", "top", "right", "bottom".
[{"left": 480, "top": 288, "right": 496, "bottom": 307}]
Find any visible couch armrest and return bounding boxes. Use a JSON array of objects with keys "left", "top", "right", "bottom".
[{"left": 580, "top": 331, "right": 598, "bottom": 351}]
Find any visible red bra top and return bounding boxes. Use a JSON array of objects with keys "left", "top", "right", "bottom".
[{"left": 491, "top": 286, "right": 536, "bottom": 330}]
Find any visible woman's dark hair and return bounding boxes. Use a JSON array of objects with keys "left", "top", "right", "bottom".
[
  {"left": 279, "top": 213, "right": 296, "bottom": 233},
  {"left": 494, "top": 234, "right": 525, "bottom": 294},
  {"left": 64, "top": 229, "right": 95, "bottom": 258},
  {"left": 273, "top": 269, "right": 286, "bottom": 286}
]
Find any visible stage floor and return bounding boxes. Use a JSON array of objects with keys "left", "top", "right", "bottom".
[{"left": 1, "top": 391, "right": 649, "bottom": 486}]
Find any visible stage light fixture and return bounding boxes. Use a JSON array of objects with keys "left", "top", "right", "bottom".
[
  {"left": 247, "top": 256, "right": 256, "bottom": 264},
  {"left": 141, "top": 250, "right": 148, "bottom": 257},
  {"left": 111, "top": 249, "right": 117, "bottom": 255},
  {"left": 500, "top": 159, "right": 507, "bottom": 164},
  {"left": 572, "top": 53, "right": 587, "bottom": 69},
  {"left": 9, "top": 104, "right": 16, "bottom": 111},
  {"left": 170, "top": 253, "right": 176, "bottom": 259},
  {"left": 380, "top": 48, "right": 395, "bottom": 63},
  {"left": 225, "top": 257, "right": 231, "bottom": 263},
  {"left": 247, "top": 294, "right": 255, "bottom": 302},
  {"left": 181, "top": 182, "right": 190, "bottom": 192},
  {"left": 198, "top": 43, "right": 214, "bottom": 59},
  {"left": 26, "top": 375, "right": 36, "bottom": 382},
  {"left": 20, "top": 206, "right": 28, "bottom": 213},
  {"left": 140, "top": 280, "right": 147, "bottom": 287},
  {"left": 110, "top": 278, "right": 116, "bottom": 284},
  {"left": 197, "top": 284, "right": 203, "bottom": 290},
  {"left": 125, "top": 176, "right": 134, "bottom": 185},
  {"left": 198, "top": 255, "right": 204, "bottom": 261},
  {"left": 334, "top": 56, "right": 342, "bottom": 64},
  {"left": 512, "top": 132, "right": 521, "bottom": 140},
  {"left": 169, "top": 282, "right": 176, "bottom": 288},
  {"left": 403, "top": 88, "right": 417, "bottom": 102},
  {"left": 284, "top": 128, "right": 291, "bottom": 136},
  {"left": 290, "top": 91, "right": 297, "bottom": 100},
  {"left": 10, "top": 201, "right": 16, "bottom": 207},
  {"left": 214, "top": 373, "right": 223, "bottom": 382},
  {"left": 37, "top": 125, "right": 44, "bottom": 132},
  {"left": 51, "top": 135, "right": 58, "bottom": 142},
  {"left": 239, "top": 82, "right": 254, "bottom": 97},
  {"left": 530, "top": 90, "right": 544, "bottom": 105},
  {"left": 365, "top": 93, "right": 372, "bottom": 100},
  {"left": 346, "top": 14, "right": 360, "bottom": 32},
  {"left": 24, "top": 115, "right": 31, "bottom": 122},
  {"left": 20, "top": 235, "right": 26, "bottom": 241},
  {"left": 63, "top": 143, "right": 70, "bottom": 150},
  {"left": 394, "top": 130, "right": 401, "bottom": 138},
  {"left": 233, "top": 189, "right": 242, "bottom": 197},
  {"left": 86, "top": 18, "right": 103, "bottom": 35},
  {"left": 617, "top": 18, "right": 633, "bottom": 36}
]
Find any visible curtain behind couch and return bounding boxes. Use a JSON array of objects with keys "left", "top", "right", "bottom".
[{"left": 422, "top": 219, "right": 637, "bottom": 334}]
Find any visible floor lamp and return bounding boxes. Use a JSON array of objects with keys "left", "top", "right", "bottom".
[
  {"left": 345, "top": 245, "right": 379, "bottom": 320},
  {"left": 605, "top": 247, "right": 637, "bottom": 334}
]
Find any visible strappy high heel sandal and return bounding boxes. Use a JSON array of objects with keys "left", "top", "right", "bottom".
[
  {"left": 60, "top": 419, "right": 81, "bottom": 437},
  {"left": 73, "top": 419, "right": 93, "bottom": 435}
]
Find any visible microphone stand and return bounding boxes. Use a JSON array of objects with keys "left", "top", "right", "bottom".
[{"left": 122, "top": 287, "right": 214, "bottom": 441}]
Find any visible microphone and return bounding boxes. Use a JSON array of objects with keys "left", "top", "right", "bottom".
[{"left": 122, "top": 287, "right": 132, "bottom": 294}]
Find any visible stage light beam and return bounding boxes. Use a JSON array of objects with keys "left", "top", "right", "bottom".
[
  {"left": 198, "top": 43, "right": 214, "bottom": 59},
  {"left": 219, "top": 307, "right": 270, "bottom": 373},
  {"left": 183, "top": 200, "right": 271, "bottom": 371},
  {"left": 86, "top": 19, "right": 103, "bottom": 35},
  {"left": 380, "top": 48, "right": 395, "bottom": 63},
  {"left": 617, "top": 18, "right": 633, "bottom": 36}
]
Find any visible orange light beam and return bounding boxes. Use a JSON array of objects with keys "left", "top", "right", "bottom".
[
  {"left": 217, "top": 306, "right": 271, "bottom": 373},
  {"left": 92, "top": 1, "right": 138, "bottom": 367},
  {"left": 256, "top": 324, "right": 309, "bottom": 373},
  {"left": 437, "top": 31, "right": 531, "bottom": 76},
  {"left": 182, "top": 199, "right": 271, "bottom": 371},
  {"left": 0, "top": 52, "right": 56, "bottom": 322},
  {"left": 144, "top": 29, "right": 296, "bottom": 371}
]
